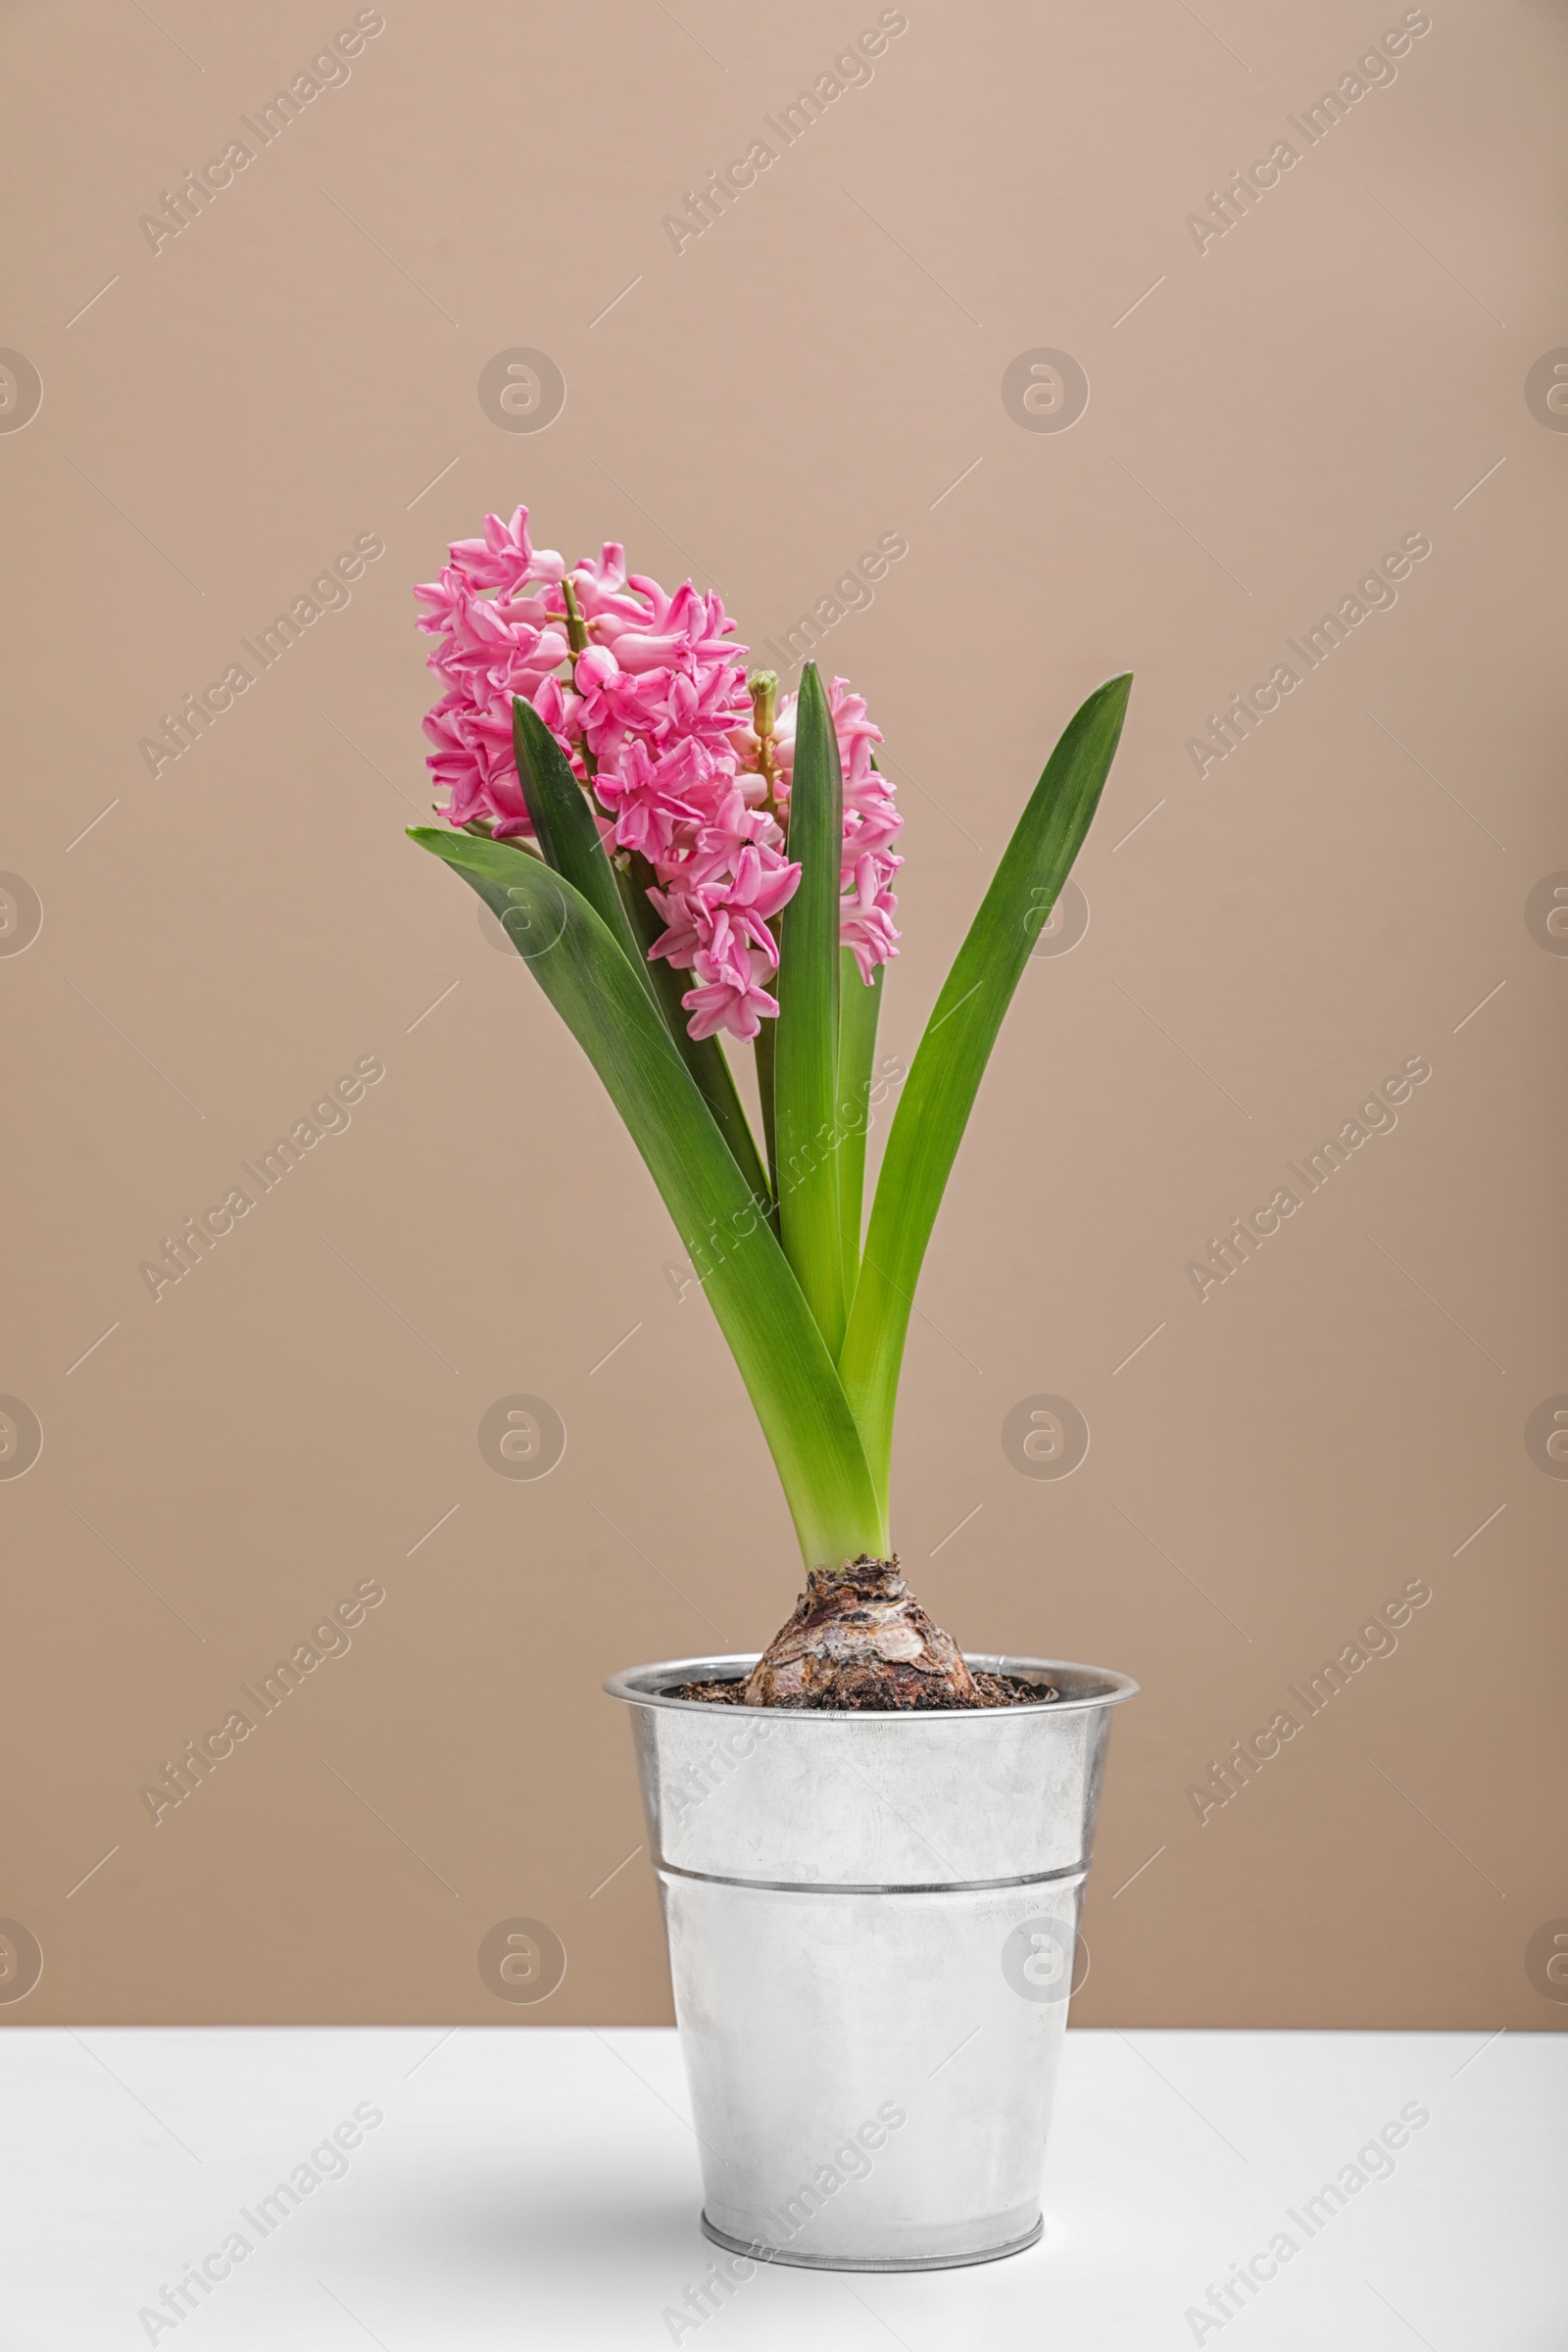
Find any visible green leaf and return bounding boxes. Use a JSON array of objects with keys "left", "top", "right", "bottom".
[
  {"left": 616, "top": 846, "right": 772, "bottom": 1211},
  {"left": 835, "top": 952, "right": 883, "bottom": 1300},
  {"left": 839, "top": 672, "right": 1132, "bottom": 1505},
  {"left": 513, "top": 697, "right": 770, "bottom": 1207},
  {"left": 510, "top": 697, "right": 649, "bottom": 992},
  {"left": 408, "top": 824, "right": 886, "bottom": 1566},
  {"left": 753, "top": 1017, "right": 779, "bottom": 1208},
  {"left": 773, "top": 663, "right": 847, "bottom": 1356}
]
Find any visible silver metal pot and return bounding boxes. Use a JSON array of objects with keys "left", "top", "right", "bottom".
[{"left": 604, "top": 1650, "right": 1137, "bottom": 2272}]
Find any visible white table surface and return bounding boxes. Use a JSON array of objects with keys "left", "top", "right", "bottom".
[{"left": 3, "top": 2026, "right": 1561, "bottom": 2348}]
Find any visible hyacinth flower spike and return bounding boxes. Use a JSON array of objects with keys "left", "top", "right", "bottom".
[{"left": 410, "top": 507, "right": 1130, "bottom": 1706}]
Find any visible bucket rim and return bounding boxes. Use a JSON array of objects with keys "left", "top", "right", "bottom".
[{"left": 603, "top": 1652, "right": 1139, "bottom": 1720}]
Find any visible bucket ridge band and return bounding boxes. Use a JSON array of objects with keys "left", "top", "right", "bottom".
[{"left": 652, "top": 1857, "right": 1090, "bottom": 1894}]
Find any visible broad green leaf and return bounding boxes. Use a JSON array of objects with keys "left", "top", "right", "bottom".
[
  {"left": 513, "top": 697, "right": 770, "bottom": 1207},
  {"left": 839, "top": 673, "right": 1132, "bottom": 1503},
  {"left": 616, "top": 846, "right": 772, "bottom": 1211},
  {"left": 835, "top": 952, "right": 882, "bottom": 1300},
  {"left": 511, "top": 697, "right": 649, "bottom": 991},
  {"left": 773, "top": 663, "right": 847, "bottom": 1355},
  {"left": 409, "top": 824, "right": 886, "bottom": 1566}
]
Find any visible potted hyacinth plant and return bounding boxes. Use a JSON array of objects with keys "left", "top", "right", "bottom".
[{"left": 411, "top": 506, "right": 1139, "bottom": 2275}]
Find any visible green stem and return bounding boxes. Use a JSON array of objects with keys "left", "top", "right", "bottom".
[{"left": 560, "top": 575, "right": 590, "bottom": 659}]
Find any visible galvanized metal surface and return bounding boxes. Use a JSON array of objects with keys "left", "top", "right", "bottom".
[{"left": 605, "top": 1653, "right": 1137, "bottom": 2271}]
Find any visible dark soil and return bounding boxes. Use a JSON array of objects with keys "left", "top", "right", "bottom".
[{"left": 669, "top": 1670, "right": 1055, "bottom": 1711}]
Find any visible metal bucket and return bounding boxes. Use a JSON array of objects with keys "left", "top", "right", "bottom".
[{"left": 604, "top": 1650, "right": 1137, "bottom": 2272}]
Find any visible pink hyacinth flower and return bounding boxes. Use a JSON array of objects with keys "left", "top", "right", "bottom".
[{"left": 416, "top": 508, "right": 901, "bottom": 1037}]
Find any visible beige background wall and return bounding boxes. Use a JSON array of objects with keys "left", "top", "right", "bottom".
[{"left": 2, "top": 0, "right": 1563, "bottom": 2030}]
